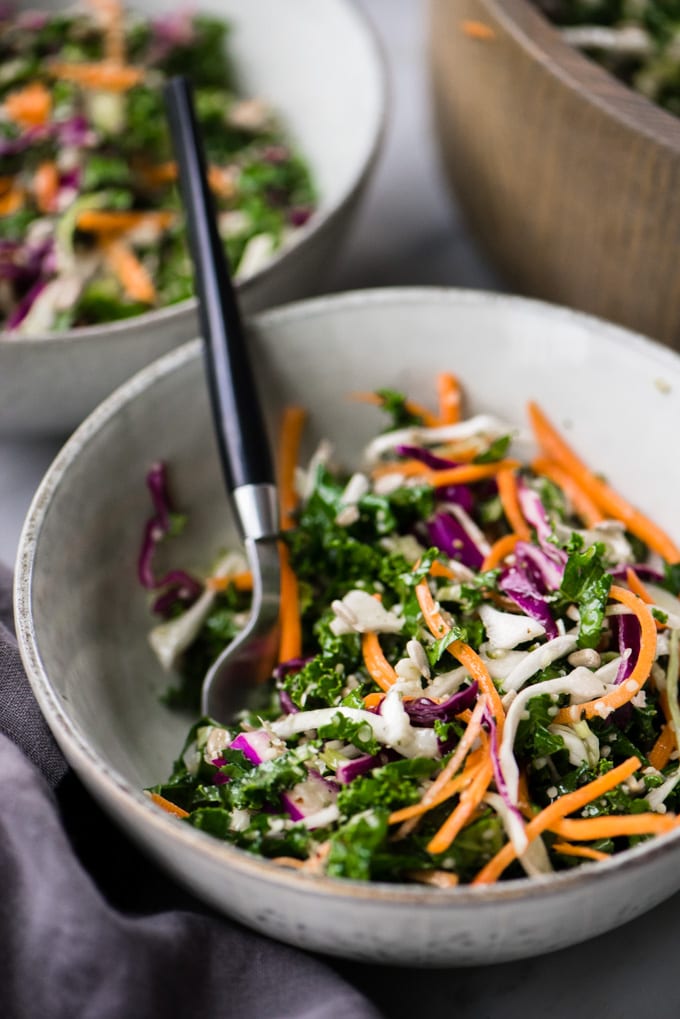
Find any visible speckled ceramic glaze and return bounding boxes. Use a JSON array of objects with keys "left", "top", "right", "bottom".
[
  {"left": 0, "top": 0, "right": 385, "bottom": 436},
  {"left": 15, "top": 289, "right": 680, "bottom": 965}
]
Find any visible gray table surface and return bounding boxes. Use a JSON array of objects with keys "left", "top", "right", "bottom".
[{"left": 1, "top": 1, "right": 679, "bottom": 1012}]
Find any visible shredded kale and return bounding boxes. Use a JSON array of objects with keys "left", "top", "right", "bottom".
[
  {"left": 559, "top": 539, "right": 612, "bottom": 648},
  {"left": 337, "top": 759, "right": 437, "bottom": 817},
  {"left": 327, "top": 810, "right": 390, "bottom": 880}
]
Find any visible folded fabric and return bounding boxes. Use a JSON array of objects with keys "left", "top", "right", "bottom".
[{"left": 0, "top": 563, "right": 385, "bottom": 1019}]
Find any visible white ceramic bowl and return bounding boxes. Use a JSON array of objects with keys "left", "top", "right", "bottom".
[
  {"left": 15, "top": 288, "right": 680, "bottom": 966},
  {"left": 0, "top": 0, "right": 384, "bottom": 436}
]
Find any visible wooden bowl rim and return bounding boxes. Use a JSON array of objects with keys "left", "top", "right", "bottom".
[{"left": 475, "top": 0, "right": 680, "bottom": 152}]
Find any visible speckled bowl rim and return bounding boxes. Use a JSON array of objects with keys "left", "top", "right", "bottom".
[
  {"left": 14, "top": 286, "right": 680, "bottom": 911},
  {"left": 483, "top": 0, "right": 680, "bottom": 150},
  {"left": 0, "top": 0, "right": 386, "bottom": 348}
]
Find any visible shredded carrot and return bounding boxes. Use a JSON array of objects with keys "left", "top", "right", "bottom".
[
  {"left": 427, "top": 756, "right": 495, "bottom": 854},
  {"left": 626, "top": 566, "right": 666, "bottom": 631},
  {"left": 532, "top": 456, "right": 603, "bottom": 527},
  {"left": 371, "top": 458, "right": 431, "bottom": 480},
  {"left": 0, "top": 176, "right": 13, "bottom": 196},
  {"left": 350, "top": 390, "right": 440, "bottom": 428},
  {"left": 148, "top": 792, "right": 189, "bottom": 819},
  {"left": 416, "top": 575, "right": 505, "bottom": 731},
  {"left": 102, "top": 237, "right": 156, "bottom": 304},
  {"left": 208, "top": 164, "right": 237, "bottom": 198},
  {"left": 388, "top": 758, "right": 483, "bottom": 825},
  {"left": 550, "top": 813, "right": 680, "bottom": 840},
  {"left": 648, "top": 724, "right": 675, "bottom": 771},
  {"left": 497, "top": 468, "right": 530, "bottom": 541},
  {"left": 279, "top": 405, "right": 306, "bottom": 530},
  {"left": 276, "top": 406, "right": 306, "bottom": 663},
  {"left": 205, "top": 570, "right": 253, "bottom": 593},
  {"left": 437, "top": 372, "right": 461, "bottom": 425},
  {"left": 34, "top": 161, "right": 59, "bottom": 213},
  {"left": 76, "top": 209, "right": 176, "bottom": 234},
  {"left": 461, "top": 19, "right": 496, "bottom": 40},
  {"left": 554, "top": 586, "right": 657, "bottom": 725},
  {"left": 49, "top": 61, "right": 144, "bottom": 92},
  {"left": 422, "top": 459, "right": 521, "bottom": 489},
  {"left": 481, "top": 533, "right": 519, "bottom": 571},
  {"left": 528, "top": 402, "right": 680, "bottom": 564},
  {"left": 395, "top": 699, "right": 489, "bottom": 838},
  {"left": 361, "top": 631, "right": 398, "bottom": 693},
  {"left": 429, "top": 560, "right": 456, "bottom": 580},
  {"left": 362, "top": 691, "right": 385, "bottom": 710},
  {"left": 0, "top": 186, "right": 23, "bottom": 216},
  {"left": 552, "top": 842, "right": 609, "bottom": 862},
  {"left": 138, "top": 161, "right": 178, "bottom": 186},
  {"left": 3, "top": 81, "right": 52, "bottom": 127},
  {"left": 472, "top": 757, "right": 640, "bottom": 884},
  {"left": 279, "top": 547, "right": 301, "bottom": 662},
  {"left": 91, "top": 0, "right": 125, "bottom": 63}
]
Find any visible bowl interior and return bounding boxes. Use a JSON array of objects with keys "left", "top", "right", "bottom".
[{"left": 21, "top": 289, "right": 680, "bottom": 793}]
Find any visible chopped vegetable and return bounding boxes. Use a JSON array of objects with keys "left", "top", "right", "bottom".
[
  {"left": 0, "top": 2, "right": 315, "bottom": 333},
  {"left": 143, "top": 378, "right": 680, "bottom": 885}
]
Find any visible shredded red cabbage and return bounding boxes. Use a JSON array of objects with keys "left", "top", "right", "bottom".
[
  {"left": 499, "top": 565, "right": 559, "bottom": 639},
  {"left": 427, "top": 511, "right": 485, "bottom": 570},
  {"left": 404, "top": 681, "right": 479, "bottom": 727}
]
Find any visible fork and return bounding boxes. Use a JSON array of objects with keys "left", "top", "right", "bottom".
[{"left": 164, "top": 76, "right": 280, "bottom": 722}]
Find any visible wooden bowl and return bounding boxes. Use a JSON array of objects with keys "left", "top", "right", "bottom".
[{"left": 429, "top": 0, "right": 680, "bottom": 350}]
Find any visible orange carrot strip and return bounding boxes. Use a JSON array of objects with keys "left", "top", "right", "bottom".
[
  {"left": 528, "top": 402, "right": 680, "bottom": 563},
  {"left": 532, "top": 456, "right": 603, "bottom": 527},
  {"left": 429, "top": 560, "right": 456, "bottom": 580},
  {"left": 554, "top": 586, "right": 656, "bottom": 724},
  {"left": 497, "top": 468, "right": 531, "bottom": 541},
  {"left": 138, "top": 161, "right": 178, "bottom": 186},
  {"left": 76, "top": 209, "right": 176, "bottom": 234},
  {"left": 371, "top": 458, "right": 431, "bottom": 480},
  {"left": 552, "top": 842, "right": 609, "bottom": 862},
  {"left": 362, "top": 691, "right": 385, "bottom": 710},
  {"left": 437, "top": 372, "right": 461, "bottom": 425},
  {"left": 416, "top": 576, "right": 505, "bottom": 732},
  {"left": 625, "top": 567, "right": 655, "bottom": 606},
  {"left": 279, "top": 546, "right": 301, "bottom": 663},
  {"left": 423, "top": 459, "right": 522, "bottom": 489},
  {"left": 461, "top": 19, "right": 496, "bottom": 40},
  {"left": 208, "top": 164, "right": 237, "bottom": 198},
  {"left": 148, "top": 792, "right": 189, "bottom": 819},
  {"left": 362, "top": 631, "right": 398, "bottom": 693},
  {"left": 205, "top": 570, "right": 253, "bottom": 593},
  {"left": 49, "top": 61, "right": 144, "bottom": 91},
  {"left": 626, "top": 566, "right": 666, "bottom": 631},
  {"left": 395, "top": 701, "right": 489, "bottom": 838},
  {"left": 34, "top": 161, "right": 59, "bottom": 213},
  {"left": 102, "top": 238, "right": 155, "bottom": 304},
  {"left": 473, "top": 757, "right": 640, "bottom": 884},
  {"left": 350, "top": 391, "right": 440, "bottom": 428},
  {"left": 279, "top": 406, "right": 306, "bottom": 530},
  {"left": 648, "top": 724, "right": 675, "bottom": 771},
  {"left": 550, "top": 814, "right": 679, "bottom": 839},
  {"left": 388, "top": 757, "right": 484, "bottom": 825},
  {"left": 91, "top": 0, "right": 125, "bottom": 63},
  {"left": 277, "top": 406, "right": 306, "bottom": 663},
  {"left": 0, "top": 186, "right": 23, "bottom": 216},
  {"left": 3, "top": 81, "right": 51, "bottom": 127},
  {"left": 427, "top": 756, "right": 495, "bottom": 854},
  {"left": 482, "top": 533, "right": 519, "bottom": 571}
]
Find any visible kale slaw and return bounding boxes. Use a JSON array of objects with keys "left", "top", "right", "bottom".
[
  {"left": 0, "top": 2, "right": 314, "bottom": 333},
  {"left": 534, "top": 1, "right": 680, "bottom": 117},
  {"left": 141, "top": 377, "right": 680, "bottom": 886}
]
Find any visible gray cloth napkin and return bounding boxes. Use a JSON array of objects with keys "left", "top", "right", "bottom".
[{"left": 0, "top": 563, "right": 386, "bottom": 1019}]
